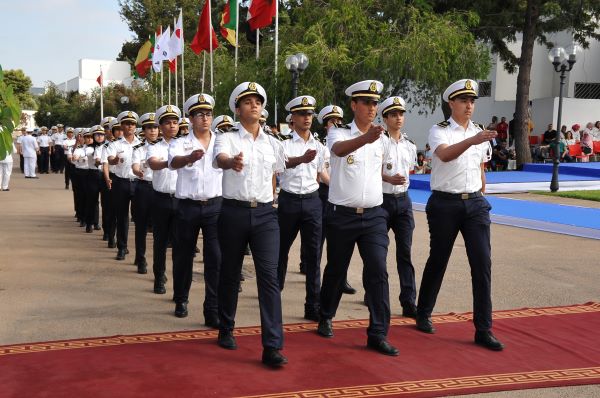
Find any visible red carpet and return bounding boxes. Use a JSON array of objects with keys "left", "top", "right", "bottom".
[{"left": 2, "top": 303, "right": 600, "bottom": 398}]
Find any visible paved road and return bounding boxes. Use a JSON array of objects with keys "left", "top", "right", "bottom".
[{"left": 0, "top": 164, "right": 598, "bottom": 397}]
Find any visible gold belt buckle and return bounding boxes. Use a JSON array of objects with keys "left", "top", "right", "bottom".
[
  {"left": 461, "top": 193, "right": 469, "bottom": 200},
  {"left": 356, "top": 207, "right": 364, "bottom": 214},
  {"left": 250, "top": 200, "right": 258, "bottom": 208}
]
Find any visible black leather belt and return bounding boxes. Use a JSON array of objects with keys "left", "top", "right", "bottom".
[
  {"left": 223, "top": 198, "right": 272, "bottom": 208},
  {"left": 114, "top": 175, "right": 136, "bottom": 182},
  {"left": 184, "top": 197, "right": 222, "bottom": 206},
  {"left": 155, "top": 191, "right": 176, "bottom": 198},
  {"left": 432, "top": 190, "right": 483, "bottom": 200},
  {"left": 279, "top": 190, "right": 319, "bottom": 199},
  {"left": 330, "top": 202, "right": 378, "bottom": 215},
  {"left": 137, "top": 180, "right": 152, "bottom": 185},
  {"left": 383, "top": 192, "right": 408, "bottom": 199}
]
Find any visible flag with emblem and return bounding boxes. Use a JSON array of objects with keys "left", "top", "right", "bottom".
[
  {"left": 190, "top": 0, "right": 219, "bottom": 54},
  {"left": 133, "top": 39, "right": 153, "bottom": 78},
  {"left": 220, "top": 0, "right": 237, "bottom": 46},
  {"left": 153, "top": 26, "right": 172, "bottom": 72},
  {"left": 247, "top": 0, "right": 276, "bottom": 30}
]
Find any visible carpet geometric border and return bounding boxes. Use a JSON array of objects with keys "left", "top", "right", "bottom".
[{"left": 1, "top": 302, "right": 598, "bottom": 357}]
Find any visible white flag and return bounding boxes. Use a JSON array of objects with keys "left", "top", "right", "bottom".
[
  {"left": 152, "top": 26, "right": 172, "bottom": 72},
  {"left": 169, "top": 12, "right": 183, "bottom": 58}
]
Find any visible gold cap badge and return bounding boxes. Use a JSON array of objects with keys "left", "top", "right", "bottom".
[
  {"left": 393, "top": 97, "right": 400, "bottom": 104},
  {"left": 301, "top": 97, "right": 309, "bottom": 106},
  {"left": 166, "top": 105, "right": 173, "bottom": 112},
  {"left": 199, "top": 94, "right": 205, "bottom": 103},
  {"left": 465, "top": 80, "right": 473, "bottom": 90},
  {"left": 369, "top": 82, "right": 377, "bottom": 92},
  {"left": 248, "top": 82, "right": 257, "bottom": 91}
]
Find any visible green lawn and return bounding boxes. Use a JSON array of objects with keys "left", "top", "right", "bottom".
[{"left": 533, "top": 190, "right": 600, "bottom": 202}]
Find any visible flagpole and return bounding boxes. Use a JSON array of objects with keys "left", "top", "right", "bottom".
[
  {"left": 208, "top": 0, "right": 214, "bottom": 93},
  {"left": 180, "top": 9, "right": 186, "bottom": 105},
  {"left": 274, "top": 0, "right": 279, "bottom": 124},
  {"left": 174, "top": 17, "right": 178, "bottom": 108},
  {"left": 234, "top": 0, "right": 239, "bottom": 83},
  {"left": 161, "top": 65, "right": 164, "bottom": 105},
  {"left": 168, "top": 65, "right": 172, "bottom": 104},
  {"left": 256, "top": 28, "right": 259, "bottom": 60},
  {"left": 202, "top": 52, "right": 206, "bottom": 92},
  {"left": 99, "top": 66, "right": 104, "bottom": 120}
]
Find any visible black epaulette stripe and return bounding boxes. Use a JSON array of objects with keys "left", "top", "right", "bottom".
[
  {"left": 132, "top": 143, "right": 144, "bottom": 150},
  {"left": 437, "top": 121, "right": 450, "bottom": 127},
  {"left": 475, "top": 123, "right": 485, "bottom": 130}
]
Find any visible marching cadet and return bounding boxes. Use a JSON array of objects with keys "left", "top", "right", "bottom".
[
  {"left": 63, "top": 128, "right": 76, "bottom": 189},
  {"left": 317, "top": 80, "right": 399, "bottom": 356},
  {"left": 49, "top": 126, "right": 57, "bottom": 172},
  {"left": 107, "top": 111, "right": 141, "bottom": 261},
  {"left": 178, "top": 117, "right": 190, "bottom": 136},
  {"left": 147, "top": 105, "right": 180, "bottom": 293},
  {"left": 72, "top": 130, "right": 94, "bottom": 230},
  {"left": 416, "top": 79, "right": 504, "bottom": 351},
  {"left": 99, "top": 117, "right": 114, "bottom": 241},
  {"left": 169, "top": 93, "right": 223, "bottom": 326},
  {"left": 131, "top": 113, "right": 158, "bottom": 275},
  {"left": 378, "top": 96, "right": 418, "bottom": 318},
  {"left": 37, "top": 126, "right": 51, "bottom": 174},
  {"left": 87, "top": 125, "right": 105, "bottom": 232},
  {"left": 16, "top": 127, "right": 25, "bottom": 173},
  {"left": 101, "top": 118, "right": 122, "bottom": 248},
  {"left": 21, "top": 129, "right": 39, "bottom": 178},
  {"left": 277, "top": 95, "right": 326, "bottom": 322},
  {"left": 211, "top": 115, "right": 234, "bottom": 132},
  {"left": 214, "top": 82, "right": 288, "bottom": 367},
  {"left": 51, "top": 125, "right": 66, "bottom": 173}
]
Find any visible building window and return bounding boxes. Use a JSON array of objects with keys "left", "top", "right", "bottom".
[
  {"left": 574, "top": 83, "right": 600, "bottom": 99},
  {"left": 478, "top": 81, "right": 492, "bottom": 97}
]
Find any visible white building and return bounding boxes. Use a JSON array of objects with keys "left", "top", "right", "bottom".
[
  {"left": 403, "top": 31, "right": 600, "bottom": 149},
  {"left": 57, "top": 59, "right": 134, "bottom": 94}
]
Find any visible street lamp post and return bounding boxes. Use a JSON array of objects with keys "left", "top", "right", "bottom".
[
  {"left": 548, "top": 44, "right": 577, "bottom": 192},
  {"left": 285, "top": 53, "right": 309, "bottom": 99}
]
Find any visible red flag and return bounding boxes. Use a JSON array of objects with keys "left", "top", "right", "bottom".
[
  {"left": 96, "top": 71, "right": 103, "bottom": 86},
  {"left": 190, "top": 0, "right": 219, "bottom": 54},
  {"left": 169, "top": 58, "right": 177, "bottom": 73},
  {"left": 247, "top": 0, "right": 277, "bottom": 30}
]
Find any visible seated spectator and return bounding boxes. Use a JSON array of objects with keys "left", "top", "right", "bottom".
[
  {"left": 557, "top": 139, "right": 574, "bottom": 163},
  {"left": 414, "top": 152, "right": 431, "bottom": 174},
  {"left": 487, "top": 116, "right": 498, "bottom": 131},
  {"left": 593, "top": 121, "right": 600, "bottom": 141},
  {"left": 560, "top": 125, "right": 568, "bottom": 138},
  {"left": 564, "top": 131, "right": 576, "bottom": 146},
  {"left": 581, "top": 129, "right": 594, "bottom": 155},
  {"left": 423, "top": 143, "right": 432, "bottom": 160},
  {"left": 491, "top": 141, "right": 509, "bottom": 170},
  {"left": 571, "top": 124, "right": 581, "bottom": 141},
  {"left": 542, "top": 124, "right": 556, "bottom": 145},
  {"left": 496, "top": 117, "right": 508, "bottom": 142}
]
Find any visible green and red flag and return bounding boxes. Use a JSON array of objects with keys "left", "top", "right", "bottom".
[{"left": 220, "top": 0, "right": 238, "bottom": 47}]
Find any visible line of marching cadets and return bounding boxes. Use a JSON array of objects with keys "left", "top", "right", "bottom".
[{"left": 64, "top": 78, "right": 504, "bottom": 368}]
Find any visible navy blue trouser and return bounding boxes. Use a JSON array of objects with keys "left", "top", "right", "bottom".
[
  {"left": 417, "top": 193, "right": 493, "bottom": 331},
  {"left": 85, "top": 169, "right": 101, "bottom": 227},
  {"left": 218, "top": 202, "right": 283, "bottom": 349},
  {"left": 277, "top": 191, "right": 322, "bottom": 313},
  {"left": 382, "top": 194, "right": 416, "bottom": 308},
  {"left": 152, "top": 191, "right": 178, "bottom": 280},
  {"left": 320, "top": 204, "right": 391, "bottom": 340},
  {"left": 72, "top": 168, "right": 87, "bottom": 221},
  {"left": 112, "top": 176, "right": 136, "bottom": 251},
  {"left": 133, "top": 181, "right": 153, "bottom": 263},
  {"left": 173, "top": 198, "right": 222, "bottom": 316}
]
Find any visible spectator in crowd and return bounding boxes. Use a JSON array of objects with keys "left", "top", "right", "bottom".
[
  {"left": 593, "top": 121, "right": 600, "bottom": 141},
  {"left": 508, "top": 113, "right": 516, "bottom": 147},
  {"left": 414, "top": 152, "right": 430, "bottom": 174},
  {"left": 486, "top": 116, "right": 498, "bottom": 131},
  {"left": 491, "top": 140, "right": 509, "bottom": 170},
  {"left": 496, "top": 117, "right": 508, "bottom": 142},
  {"left": 564, "top": 131, "right": 576, "bottom": 146},
  {"left": 557, "top": 137, "right": 574, "bottom": 163},
  {"left": 560, "top": 125, "right": 568, "bottom": 138},
  {"left": 542, "top": 124, "right": 556, "bottom": 145},
  {"left": 571, "top": 124, "right": 581, "bottom": 141},
  {"left": 582, "top": 122, "right": 595, "bottom": 141},
  {"left": 423, "top": 143, "right": 432, "bottom": 160},
  {"left": 581, "top": 128, "right": 594, "bottom": 155}
]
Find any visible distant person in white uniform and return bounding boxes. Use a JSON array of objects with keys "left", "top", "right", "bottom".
[
  {"left": 0, "top": 141, "right": 17, "bottom": 191},
  {"left": 20, "top": 130, "right": 39, "bottom": 178}
]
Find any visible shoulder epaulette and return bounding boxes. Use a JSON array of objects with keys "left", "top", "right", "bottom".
[
  {"left": 227, "top": 127, "right": 239, "bottom": 133},
  {"left": 474, "top": 123, "right": 485, "bottom": 130},
  {"left": 437, "top": 120, "right": 450, "bottom": 128},
  {"left": 148, "top": 138, "right": 163, "bottom": 145},
  {"left": 103, "top": 142, "right": 110, "bottom": 148},
  {"left": 339, "top": 124, "right": 351, "bottom": 129},
  {"left": 132, "top": 143, "right": 145, "bottom": 150}
]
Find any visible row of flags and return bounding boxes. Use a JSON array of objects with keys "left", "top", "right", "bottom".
[{"left": 132, "top": 0, "right": 277, "bottom": 79}]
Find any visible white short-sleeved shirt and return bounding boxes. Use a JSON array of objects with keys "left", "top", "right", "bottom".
[
  {"left": 327, "top": 121, "right": 387, "bottom": 208},
  {"left": 106, "top": 136, "right": 141, "bottom": 179},
  {"left": 169, "top": 131, "right": 223, "bottom": 200},
  {"left": 100, "top": 141, "right": 117, "bottom": 174},
  {"left": 147, "top": 139, "right": 177, "bottom": 194},
  {"left": 382, "top": 133, "right": 417, "bottom": 194},
  {"left": 428, "top": 117, "right": 491, "bottom": 193},
  {"left": 131, "top": 142, "right": 153, "bottom": 182},
  {"left": 37, "top": 134, "right": 51, "bottom": 147},
  {"left": 279, "top": 131, "right": 326, "bottom": 195},
  {"left": 213, "top": 122, "right": 286, "bottom": 203},
  {"left": 72, "top": 146, "right": 90, "bottom": 169},
  {"left": 63, "top": 138, "right": 76, "bottom": 152},
  {"left": 20, "top": 135, "right": 39, "bottom": 158},
  {"left": 51, "top": 133, "right": 66, "bottom": 146}
]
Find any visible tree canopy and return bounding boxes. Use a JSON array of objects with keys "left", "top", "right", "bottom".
[{"left": 0, "top": 69, "right": 36, "bottom": 110}]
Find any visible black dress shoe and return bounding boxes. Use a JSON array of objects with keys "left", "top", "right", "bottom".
[
  {"left": 217, "top": 330, "right": 237, "bottom": 350},
  {"left": 205, "top": 313, "right": 220, "bottom": 329},
  {"left": 416, "top": 316, "right": 436, "bottom": 334},
  {"left": 108, "top": 240, "right": 116, "bottom": 248},
  {"left": 116, "top": 250, "right": 126, "bottom": 261},
  {"left": 125, "top": 248, "right": 130, "bottom": 254},
  {"left": 304, "top": 310, "right": 319, "bottom": 322},
  {"left": 102, "top": 234, "right": 108, "bottom": 241},
  {"left": 137, "top": 264, "right": 148, "bottom": 275},
  {"left": 342, "top": 280, "right": 356, "bottom": 295},
  {"left": 299, "top": 262, "right": 306, "bottom": 275},
  {"left": 94, "top": 224, "right": 101, "bottom": 231},
  {"left": 262, "top": 348, "right": 288, "bottom": 367},
  {"left": 174, "top": 302, "right": 188, "bottom": 318},
  {"left": 85, "top": 225, "right": 93, "bottom": 233},
  {"left": 402, "top": 304, "right": 418, "bottom": 319},
  {"left": 161, "top": 274, "right": 167, "bottom": 283},
  {"left": 153, "top": 279, "right": 165, "bottom": 293},
  {"left": 367, "top": 337, "right": 399, "bottom": 356},
  {"left": 79, "top": 221, "right": 85, "bottom": 227},
  {"left": 317, "top": 318, "right": 333, "bottom": 338},
  {"left": 475, "top": 331, "right": 505, "bottom": 351}
]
